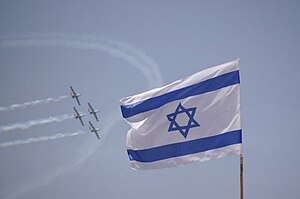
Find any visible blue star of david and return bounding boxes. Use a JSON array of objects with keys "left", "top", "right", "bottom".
[{"left": 167, "top": 103, "right": 200, "bottom": 138}]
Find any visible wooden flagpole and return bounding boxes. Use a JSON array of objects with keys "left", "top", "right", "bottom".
[{"left": 240, "top": 153, "right": 244, "bottom": 199}]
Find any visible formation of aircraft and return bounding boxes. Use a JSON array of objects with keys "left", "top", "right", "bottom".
[
  {"left": 70, "top": 86, "right": 100, "bottom": 140},
  {"left": 73, "top": 107, "right": 85, "bottom": 126},
  {"left": 88, "top": 121, "right": 100, "bottom": 140},
  {"left": 70, "top": 86, "right": 81, "bottom": 105},
  {"left": 88, "top": 103, "right": 99, "bottom": 121}
]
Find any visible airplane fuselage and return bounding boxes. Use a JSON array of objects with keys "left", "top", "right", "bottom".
[
  {"left": 72, "top": 94, "right": 80, "bottom": 98},
  {"left": 74, "top": 115, "right": 83, "bottom": 119}
]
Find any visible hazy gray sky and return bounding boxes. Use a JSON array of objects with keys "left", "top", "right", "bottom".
[{"left": 0, "top": 1, "right": 299, "bottom": 199}]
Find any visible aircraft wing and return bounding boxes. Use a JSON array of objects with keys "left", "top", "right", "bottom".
[
  {"left": 95, "top": 131, "right": 100, "bottom": 140},
  {"left": 70, "top": 86, "right": 76, "bottom": 94},
  {"left": 75, "top": 97, "right": 81, "bottom": 105},
  {"left": 79, "top": 117, "right": 84, "bottom": 126},
  {"left": 89, "top": 121, "right": 95, "bottom": 129},
  {"left": 73, "top": 107, "right": 79, "bottom": 115},
  {"left": 88, "top": 103, "right": 93, "bottom": 111},
  {"left": 94, "top": 114, "right": 99, "bottom": 121}
]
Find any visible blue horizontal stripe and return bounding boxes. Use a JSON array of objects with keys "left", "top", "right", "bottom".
[
  {"left": 127, "top": 129, "right": 242, "bottom": 163},
  {"left": 121, "top": 70, "right": 240, "bottom": 118}
]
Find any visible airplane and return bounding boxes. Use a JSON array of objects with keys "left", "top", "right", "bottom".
[
  {"left": 70, "top": 86, "right": 81, "bottom": 105},
  {"left": 73, "top": 107, "right": 85, "bottom": 126},
  {"left": 88, "top": 103, "right": 99, "bottom": 121},
  {"left": 88, "top": 121, "right": 100, "bottom": 140}
]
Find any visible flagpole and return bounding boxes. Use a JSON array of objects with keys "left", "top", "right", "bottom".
[{"left": 240, "top": 153, "right": 244, "bottom": 199}]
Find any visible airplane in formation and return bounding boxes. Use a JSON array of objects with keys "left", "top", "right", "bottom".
[
  {"left": 70, "top": 86, "right": 81, "bottom": 105},
  {"left": 88, "top": 103, "right": 99, "bottom": 121},
  {"left": 73, "top": 107, "right": 85, "bottom": 126},
  {"left": 70, "top": 86, "right": 100, "bottom": 140},
  {"left": 89, "top": 121, "right": 100, "bottom": 140}
]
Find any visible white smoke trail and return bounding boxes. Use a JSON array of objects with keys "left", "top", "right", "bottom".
[
  {"left": 0, "top": 34, "right": 163, "bottom": 199},
  {"left": 0, "top": 34, "right": 163, "bottom": 88},
  {"left": 0, "top": 131, "right": 87, "bottom": 148},
  {"left": 2, "top": 111, "right": 120, "bottom": 199},
  {"left": 0, "top": 95, "right": 68, "bottom": 113},
  {"left": 0, "top": 114, "right": 73, "bottom": 134}
]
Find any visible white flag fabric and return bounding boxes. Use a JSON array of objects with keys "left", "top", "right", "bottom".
[{"left": 120, "top": 59, "right": 242, "bottom": 170}]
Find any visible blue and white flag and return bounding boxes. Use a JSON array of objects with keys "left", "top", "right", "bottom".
[{"left": 120, "top": 59, "right": 242, "bottom": 170}]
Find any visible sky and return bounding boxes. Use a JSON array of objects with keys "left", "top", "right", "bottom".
[{"left": 0, "top": 0, "right": 299, "bottom": 199}]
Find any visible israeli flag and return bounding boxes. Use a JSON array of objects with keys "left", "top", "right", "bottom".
[{"left": 120, "top": 60, "right": 242, "bottom": 170}]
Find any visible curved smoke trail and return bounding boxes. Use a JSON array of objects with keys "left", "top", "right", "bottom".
[
  {"left": 0, "top": 95, "right": 68, "bottom": 113},
  {"left": 0, "top": 131, "right": 87, "bottom": 148},
  {"left": 0, "top": 34, "right": 163, "bottom": 199},
  {"left": 0, "top": 34, "right": 163, "bottom": 88}
]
